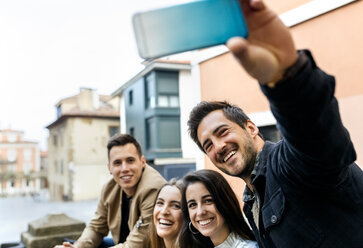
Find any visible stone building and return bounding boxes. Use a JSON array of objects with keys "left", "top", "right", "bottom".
[
  {"left": 47, "top": 87, "right": 120, "bottom": 201},
  {"left": 0, "top": 129, "right": 41, "bottom": 196}
]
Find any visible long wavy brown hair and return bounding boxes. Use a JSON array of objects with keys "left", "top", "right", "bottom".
[
  {"left": 179, "top": 170, "right": 256, "bottom": 248},
  {"left": 149, "top": 178, "right": 183, "bottom": 248}
]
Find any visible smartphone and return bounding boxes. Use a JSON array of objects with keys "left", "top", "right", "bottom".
[{"left": 132, "top": 0, "right": 248, "bottom": 59}]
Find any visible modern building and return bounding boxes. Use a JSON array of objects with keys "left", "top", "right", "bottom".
[
  {"left": 112, "top": 59, "right": 201, "bottom": 180},
  {"left": 0, "top": 129, "right": 41, "bottom": 196},
  {"left": 46, "top": 87, "right": 120, "bottom": 201}
]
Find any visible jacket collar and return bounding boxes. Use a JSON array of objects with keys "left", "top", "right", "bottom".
[{"left": 243, "top": 141, "right": 276, "bottom": 203}]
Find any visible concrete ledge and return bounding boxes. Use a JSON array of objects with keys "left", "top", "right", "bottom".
[
  {"left": 21, "top": 231, "right": 82, "bottom": 248},
  {"left": 28, "top": 214, "right": 85, "bottom": 236},
  {"left": 20, "top": 214, "right": 85, "bottom": 248}
]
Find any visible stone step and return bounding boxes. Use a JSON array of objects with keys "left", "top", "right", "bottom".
[
  {"left": 20, "top": 214, "right": 86, "bottom": 248},
  {"left": 27, "top": 214, "right": 85, "bottom": 236}
]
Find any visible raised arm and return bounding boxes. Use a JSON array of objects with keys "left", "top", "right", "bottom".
[
  {"left": 228, "top": 0, "right": 356, "bottom": 173},
  {"left": 227, "top": 0, "right": 297, "bottom": 84}
]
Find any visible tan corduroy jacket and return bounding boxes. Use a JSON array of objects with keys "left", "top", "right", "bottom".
[{"left": 75, "top": 165, "right": 166, "bottom": 248}]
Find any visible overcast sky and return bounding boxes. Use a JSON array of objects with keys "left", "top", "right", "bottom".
[{"left": 0, "top": 0, "right": 188, "bottom": 150}]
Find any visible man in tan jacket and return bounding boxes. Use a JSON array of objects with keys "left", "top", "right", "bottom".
[{"left": 55, "top": 134, "right": 166, "bottom": 248}]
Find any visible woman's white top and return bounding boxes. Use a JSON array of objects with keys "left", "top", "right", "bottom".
[{"left": 215, "top": 232, "right": 258, "bottom": 248}]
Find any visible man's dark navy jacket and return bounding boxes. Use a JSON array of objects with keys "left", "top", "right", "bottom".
[{"left": 243, "top": 50, "right": 363, "bottom": 248}]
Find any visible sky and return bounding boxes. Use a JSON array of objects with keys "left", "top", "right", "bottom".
[{"left": 0, "top": 0, "right": 187, "bottom": 150}]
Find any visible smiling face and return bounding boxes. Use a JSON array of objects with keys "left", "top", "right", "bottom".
[
  {"left": 197, "top": 110, "right": 258, "bottom": 179},
  {"left": 153, "top": 185, "right": 183, "bottom": 244},
  {"left": 186, "top": 182, "right": 229, "bottom": 246},
  {"left": 108, "top": 143, "right": 146, "bottom": 197}
]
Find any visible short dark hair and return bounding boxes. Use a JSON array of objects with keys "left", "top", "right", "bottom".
[
  {"left": 179, "top": 170, "right": 255, "bottom": 248},
  {"left": 107, "top": 134, "right": 142, "bottom": 160},
  {"left": 188, "top": 101, "right": 255, "bottom": 152}
]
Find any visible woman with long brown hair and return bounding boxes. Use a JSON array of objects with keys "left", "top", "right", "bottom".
[
  {"left": 179, "top": 170, "right": 257, "bottom": 248},
  {"left": 149, "top": 178, "right": 183, "bottom": 248}
]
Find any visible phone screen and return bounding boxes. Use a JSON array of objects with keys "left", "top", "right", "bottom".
[{"left": 133, "top": 0, "right": 248, "bottom": 59}]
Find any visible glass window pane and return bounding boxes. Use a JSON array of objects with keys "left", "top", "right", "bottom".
[
  {"left": 129, "top": 90, "right": 133, "bottom": 105},
  {"left": 109, "top": 126, "right": 119, "bottom": 137},
  {"left": 8, "top": 149, "right": 16, "bottom": 162},
  {"left": 149, "top": 96, "right": 156, "bottom": 108},
  {"left": 9, "top": 164, "right": 16, "bottom": 173},
  {"left": 24, "top": 149, "right": 32, "bottom": 161},
  {"left": 159, "top": 117, "right": 181, "bottom": 149},
  {"left": 169, "top": 96, "right": 179, "bottom": 107},
  {"left": 146, "top": 72, "right": 156, "bottom": 109},
  {"left": 24, "top": 162, "right": 31, "bottom": 174},
  {"left": 157, "top": 71, "right": 178, "bottom": 93},
  {"left": 8, "top": 133, "right": 17, "bottom": 142},
  {"left": 158, "top": 95, "right": 168, "bottom": 107},
  {"left": 146, "top": 118, "right": 157, "bottom": 150}
]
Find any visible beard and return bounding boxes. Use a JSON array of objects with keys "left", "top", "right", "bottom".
[
  {"left": 218, "top": 136, "right": 257, "bottom": 179},
  {"left": 237, "top": 139, "right": 257, "bottom": 179}
]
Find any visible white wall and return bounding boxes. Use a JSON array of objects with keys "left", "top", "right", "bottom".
[
  {"left": 178, "top": 66, "right": 207, "bottom": 170},
  {"left": 120, "top": 94, "right": 127, "bottom": 134}
]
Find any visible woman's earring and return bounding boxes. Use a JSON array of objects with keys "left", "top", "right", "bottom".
[{"left": 188, "top": 222, "right": 199, "bottom": 235}]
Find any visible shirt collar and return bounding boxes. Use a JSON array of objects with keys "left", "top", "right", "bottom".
[{"left": 243, "top": 152, "right": 260, "bottom": 203}]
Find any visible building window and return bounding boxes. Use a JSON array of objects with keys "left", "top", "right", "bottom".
[
  {"left": 24, "top": 162, "right": 31, "bottom": 174},
  {"left": 109, "top": 126, "right": 119, "bottom": 137},
  {"left": 129, "top": 90, "right": 133, "bottom": 105},
  {"left": 57, "top": 105, "right": 62, "bottom": 118},
  {"left": 8, "top": 164, "right": 16, "bottom": 173},
  {"left": 145, "top": 73, "right": 156, "bottom": 109},
  {"left": 60, "top": 131, "right": 64, "bottom": 147},
  {"left": 169, "top": 95, "right": 179, "bottom": 107},
  {"left": 156, "top": 71, "right": 179, "bottom": 108},
  {"left": 24, "top": 149, "right": 32, "bottom": 161},
  {"left": 146, "top": 116, "right": 181, "bottom": 150},
  {"left": 7, "top": 133, "right": 17, "bottom": 142},
  {"left": 54, "top": 161, "right": 58, "bottom": 174},
  {"left": 158, "top": 95, "right": 168, "bottom": 107},
  {"left": 157, "top": 94, "right": 179, "bottom": 107},
  {"left": 53, "top": 134, "right": 58, "bottom": 146},
  {"left": 60, "top": 160, "right": 64, "bottom": 175},
  {"left": 146, "top": 118, "right": 156, "bottom": 150},
  {"left": 129, "top": 127, "right": 135, "bottom": 137},
  {"left": 158, "top": 117, "right": 181, "bottom": 149},
  {"left": 259, "top": 125, "right": 281, "bottom": 142},
  {"left": 7, "top": 149, "right": 16, "bottom": 162}
]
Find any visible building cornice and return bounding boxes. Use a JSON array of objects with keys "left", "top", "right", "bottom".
[
  {"left": 0, "top": 141, "right": 38, "bottom": 145},
  {"left": 112, "top": 61, "right": 191, "bottom": 97},
  {"left": 280, "top": 0, "right": 358, "bottom": 27},
  {"left": 46, "top": 114, "right": 120, "bottom": 129}
]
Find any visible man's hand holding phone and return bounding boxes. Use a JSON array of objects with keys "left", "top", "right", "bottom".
[{"left": 227, "top": 0, "right": 298, "bottom": 84}]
